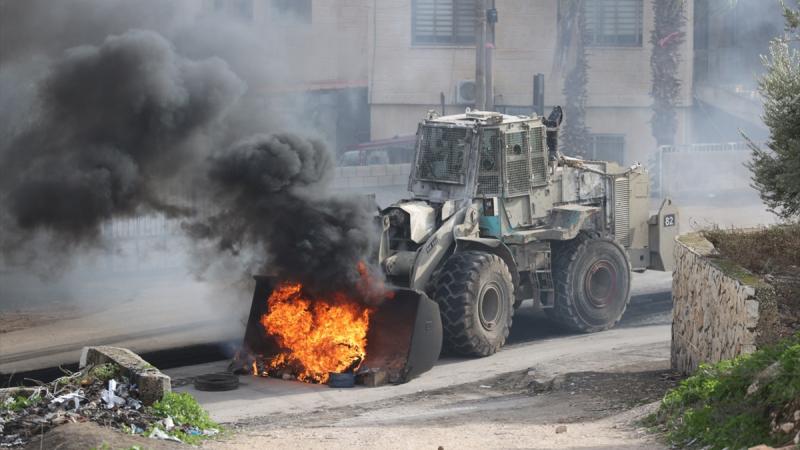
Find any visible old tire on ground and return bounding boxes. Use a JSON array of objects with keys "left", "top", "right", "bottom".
[
  {"left": 549, "top": 232, "right": 631, "bottom": 333},
  {"left": 432, "top": 251, "right": 514, "bottom": 356}
]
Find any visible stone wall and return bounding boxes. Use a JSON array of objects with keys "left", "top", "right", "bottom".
[
  {"left": 671, "top": 234, "right": 780, "bottom": 374},
  {"left": 331, "top": 163, "right": 411, "bottom": 190}
]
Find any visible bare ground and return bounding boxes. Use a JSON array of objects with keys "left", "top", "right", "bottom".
[
  {"left": 21, "top": 422, "right": 185, "bottom": 450},
  {"left": 0, "top": 308, "right": 80, "bottom": 335},
  {"left": 206, "top": 361, "right": 680, "bottom": 450}
]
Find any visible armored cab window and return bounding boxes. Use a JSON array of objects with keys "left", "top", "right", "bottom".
[
  {"left": 504, "top": 131, "right": 532, "bottom": 197},
  {"left": 529, "top": 126, "right": 548, "bottom": 187},
  {"left": 477, "top": 128, "right": 501, "bottom": 195},
  {"left": 415, "top": 126, "right": 468, "bottom": 184}
]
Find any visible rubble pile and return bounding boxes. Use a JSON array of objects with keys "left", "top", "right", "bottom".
[{"left": 0, "top": 364, "right": 217, "bottom": 448}]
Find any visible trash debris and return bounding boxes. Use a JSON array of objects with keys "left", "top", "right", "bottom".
[
  {"left": 162, "top": 416, "right": 175, "bottom": 431},
  {"left": 100, "top": 379, "right": 126, "bottom": 409},
  {"left": 0, "top": 365, "right": 186, "bottom": 448},
  {"left": 149, "top": 427, "right": 182, "bottom": 442},
  {"left": 50, "top": 391, "right": 83, "bottom": 410}
]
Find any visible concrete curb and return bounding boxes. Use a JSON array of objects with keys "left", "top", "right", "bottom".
[{"left": 80, "top": 346, "right": 171, "bottom": 405}]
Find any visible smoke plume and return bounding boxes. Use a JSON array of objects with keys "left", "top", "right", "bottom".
[
  {"left": 0, "top": 29, "right": 244, "bottom": 247},
  {"left": 0, "top": 0, "right": 382, "bottom": 301},
  {"left": 185, "top": 134, "right": 381, "bottom": 301}
]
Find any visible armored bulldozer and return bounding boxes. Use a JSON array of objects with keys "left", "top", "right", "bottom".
[{"left": 378, "top": 107, "right": 678, "bottom": 356}]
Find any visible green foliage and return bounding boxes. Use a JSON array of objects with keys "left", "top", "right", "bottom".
[
  {"left": 148, "top": 392, "right": 220, "bottom": 445},
  {"left": 91, "top": 445, "right": 141, "bottom": 450},
  {"left": 652, "top": 335, "right": 800, "bottom": 449},
  {"left": 1, "top": 394, "right": 41, "bottom": 411},
  {"left": 90, "top": 363, "right": 120, "bottom": 382},
  {"left": 746, "top": 1, "right": 800, "bottom": 219}
]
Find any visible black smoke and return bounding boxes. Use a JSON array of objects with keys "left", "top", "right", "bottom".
[
  {"left": 0, "top": 29, "right": 244, "bottom": 245},
  {"left": 185, "top": 134, "right": 381, "bottom": 300},
  {"left": 0, "top": 1, "right": 381, "bottom": 300}
]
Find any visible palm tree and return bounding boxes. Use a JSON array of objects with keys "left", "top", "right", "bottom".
[
  {"left": 650, "top": 0, "right": 687, "bottom": 146},
  {"left": 557, "top": 0, "right": 591, "bottom": 158}
]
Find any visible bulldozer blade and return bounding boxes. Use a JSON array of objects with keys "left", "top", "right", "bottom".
[{"left": 240, "top": 276, "right": 442, "bottom": 384}]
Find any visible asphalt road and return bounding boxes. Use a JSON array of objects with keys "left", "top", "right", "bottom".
[{"left": 168, "top": 270, "right": 674, "bottom": 423}]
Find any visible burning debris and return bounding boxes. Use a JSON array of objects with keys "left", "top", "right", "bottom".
[
  {"left": 236, "top": 277, "right": 443, "bottom": 387},
  {"left": 256, "top": 281, "right": 374, "bottom": 383},
  {"left": 0, "top": 363, "right": 219, "bottom": 448}
]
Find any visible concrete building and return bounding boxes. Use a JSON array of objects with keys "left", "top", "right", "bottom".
[
  {"left": 367, "top": 0, "right": 695, "bottom": 164},
  {"left": 200, "top": 0, "right": 372, "bottom": 151}
]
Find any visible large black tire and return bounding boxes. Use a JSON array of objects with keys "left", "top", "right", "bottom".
[
  {"left": 549, "top": 233, "right": 631, "bottom": 332},
  {"left": 432, "top": 251, "right": 514, "bottom": 356}
]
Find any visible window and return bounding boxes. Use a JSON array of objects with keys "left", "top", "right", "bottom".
[
  {"left": 272, "top": 0, "right": 312, "bottom": 24},
  {"left": 413, "top": 0, "right": 477, "bottom": 45},
  {"left": 233, "top": 0, "right": 254, "bottom": 20},
  {"left": 584, "top": 0, "right": 644, "bottom": 47},
  {"left": 209, "top": 0, "right": 253, "bottom": 21},
  {"left": 588, "top": 134, "right": 625, "bottom": 164}
]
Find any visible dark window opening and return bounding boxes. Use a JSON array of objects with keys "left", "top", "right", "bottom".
[
  {"left": 272, "top": 0, "right": 312, "bottom": 24},
  {"left": 210, "top": 0, "right": 254, "bottom": 21},
  {"left": 584, "top": 0, "right": 644, "bottom": 47},
  {"left": 413, "top": 0, "right": 477, "bottom": 45},
  {"left": 588, "top": 134, "right": 626, "bottom": 164}
]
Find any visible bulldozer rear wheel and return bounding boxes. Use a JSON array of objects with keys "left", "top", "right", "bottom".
[
  {"left": 549, "top": 232, "right": 631, "bottom": 333},
  {"left": 432, "top": 251, "right": 514, "bottom": 357}
]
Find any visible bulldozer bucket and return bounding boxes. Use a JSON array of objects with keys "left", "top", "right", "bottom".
[{"left": 241, "top": 276, "right": 442, "bottom": 384}]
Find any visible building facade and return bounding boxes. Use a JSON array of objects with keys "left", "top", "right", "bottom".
[
  {"left": 199, "top": 0, "right": 372, "bottom": 152},
  {"left": 368, "top": 0, "right": 695, "bottom": 164}
]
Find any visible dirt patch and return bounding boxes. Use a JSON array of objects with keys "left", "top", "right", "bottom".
[
  {"left": 218, "top": 362, "right": 680, "bottom": 449},
  {"left": 0, "top": 308, "right": 80, "bottom": 334},
  {"left": 22, "top": 422, "right": 185, "bottom": 450}
]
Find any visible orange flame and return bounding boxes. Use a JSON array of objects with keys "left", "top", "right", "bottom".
[{"left": 259, "top": 282, "right": 374, "bottom": 383}]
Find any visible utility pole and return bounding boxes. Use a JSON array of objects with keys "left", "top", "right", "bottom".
[
  {"left": 485, "top": 0, "right": 497, "bottom": 111},
  {"left": 475, "top": 0, "right": 487, "bottom": 110},
  {"left": 475, "top": 0, "right": 497, "bottom": 111}
]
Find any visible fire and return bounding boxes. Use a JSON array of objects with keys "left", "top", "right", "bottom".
[{"left": 258, "top": 282, "right": 374, "bottom": 383}]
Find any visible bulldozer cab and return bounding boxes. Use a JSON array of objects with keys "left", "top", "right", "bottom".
[{"left": 409, "top": 110, "right": 548, "bottom": 206}]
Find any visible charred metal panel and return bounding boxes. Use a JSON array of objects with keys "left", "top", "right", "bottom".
[{"left": 362, "top": 289, "right": 442, "bottom": 383}]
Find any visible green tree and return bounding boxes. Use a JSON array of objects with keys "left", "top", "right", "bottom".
[{"left": 746, "top": 2, "right": 800, "bottom": 219}]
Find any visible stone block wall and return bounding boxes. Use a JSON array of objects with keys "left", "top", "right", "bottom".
[
  {"left": 331, "top": 163, "right": 411, "bottom": 190},
  {"left": 671, "top": 234, "right": 780, "bottom": 374}
]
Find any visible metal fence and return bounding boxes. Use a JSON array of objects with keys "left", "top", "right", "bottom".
[{"left": 652, "top": 142, "right": 756, "bottom": 198}]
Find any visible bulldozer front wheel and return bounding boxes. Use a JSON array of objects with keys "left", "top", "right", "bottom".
[
  {"left": 550, "top": 232, "right": 631, "bottom": 333},
  {"left": 433, "top": 251, "right": 514, "bottom": 357}
]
